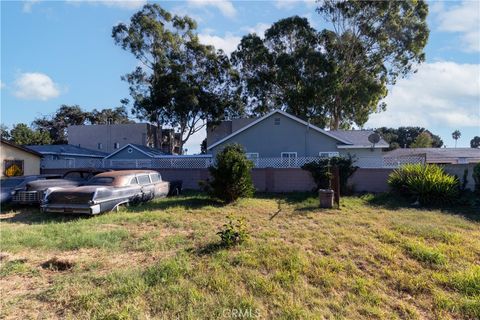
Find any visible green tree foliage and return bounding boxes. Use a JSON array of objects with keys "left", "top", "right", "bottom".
[
  {"left": 376, "top": 127, "right": 443, "bottom": 150},
  {"left": 33, "top": 105, "right": 133, "bottom": 144},
  {"left": 317, "top": 0, "right": 429, "bottom": 129},
  {"left": 388, "top": 164, "right": 459, "bottom": 206},
  {"left": 1, "top": 124, "right": 10, "bottom": 140},
  {"left": 302, "top": 156, "right": 357, "bottom": 194},
  {"left": 200, "top": 138, "right": 207, "bottom": 154},
  {"left": 112, "top": 4, "right": 238, "bottom": 154},
  {"left": 411, "top": 132, "right": 433, "bottom": 148},
  {"left": 452, "top": 130, "right": 461, "bottom": 148},
  {"left": 206, "top": 144, "right": 254, "bottom": 203},
  {"left": 470, "top": 136, "right": 480, "bottom": 149},
  {"left": 232, "top": 16, "right": 330, "bottom": 127},
  {"left": 33, "top": 105, "right": 89, "bottom": 144},
  {"left": 232, "top": 2, "right": 428, "bottom": 129},
  {"left": 87, "top": 106, "right": 133, "bottom": 124},
  {"left": 9, "top": 123, "right": 52, "bottom": 145}
]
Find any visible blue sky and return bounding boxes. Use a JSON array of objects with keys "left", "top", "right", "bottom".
[{"left": 1, "top": 0, "right": 479, "bottom": 153}]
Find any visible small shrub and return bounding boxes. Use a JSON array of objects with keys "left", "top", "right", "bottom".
[
  {"left": 205, "top": 144, "right": 254, "bottom": 203},
  {"left": 473, "top": 163, "right": 480, "bottom": 194},
  {"left": 217, "top": 215, "right": 249, "bottom": 247},
  {"left": 302, "top": 155, "right": 357, "bottom": 194},
  {"left": 388, "top": 164, "right": 459, "bottom": 206}
]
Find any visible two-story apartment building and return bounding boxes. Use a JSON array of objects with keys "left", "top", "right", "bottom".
[{"left": 68, "top": 123, "right": 182, "bottom": 154}]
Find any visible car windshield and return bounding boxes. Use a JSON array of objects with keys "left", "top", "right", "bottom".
[
  {"left": 84, "top": 177, "right": 114, "bottom": 186},
  {"left": 1, "top": 178, "right": 24, "bottom": 188}
]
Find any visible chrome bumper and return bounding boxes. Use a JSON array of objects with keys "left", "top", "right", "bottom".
[{"left": 41, "top": 203, "right": 101, "bottom": 215}]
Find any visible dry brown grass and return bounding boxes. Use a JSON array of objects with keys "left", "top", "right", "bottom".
[{"left": 0, "top": 193, "right": 479, "bottom": 319}]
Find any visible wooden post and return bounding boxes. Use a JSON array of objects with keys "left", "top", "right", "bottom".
[{"left": 332, "top": 165, "right": 340, "bottom": 208}]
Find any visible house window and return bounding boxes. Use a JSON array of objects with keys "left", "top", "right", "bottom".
[
  {"left": 114, "top": 142, "right": 120, "bottom": 149},
  {"left": 127, "top": 148, "right": 133, "bottom": 154},
  {"left": 319, "top": 152, "right": 339, "bottom": 158},
  {"left": 97, "top": 143, "right": 103, "bottom": 150},
  {"left": 274, "top": 118, "right": 281, "bottom": 125},
  {"left": 281, "top": 152, "right": 297, "bottom": 167}
]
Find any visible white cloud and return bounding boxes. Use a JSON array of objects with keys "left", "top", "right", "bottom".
[
  {"left": 198, "top": 32, "right": 241, "bottom": 55},
  {"left": 242, "top": 22, "right": 270, "bottom": 37},
  {"left": 365, "top": 61, "right": 480, "bottom": 129},
  {"left": 66, "top": 0, "right": 146, "bottom": 10},
  {"left": 436, "top": 1, "right": 480, "bottom": 52},
  {"left": 187, "top": 0, "right": 236, "bottom": 18},
  {"left": 22, "top": 0, "right": 40, "bottom": 13},
  {"left": 13, "top": 72, "right": 61, "bottom": 101},
  {"left": 0, "top": 81, "right": 5, "bottom": 89}
]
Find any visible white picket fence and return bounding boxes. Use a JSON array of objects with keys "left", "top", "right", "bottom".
[{"left": 41, "top": 154, "right": 425, "bottom": 170}]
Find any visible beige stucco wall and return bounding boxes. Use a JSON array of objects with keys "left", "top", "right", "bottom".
[{"left": 0, "top": 143, "right": 41, "bottom": 177}]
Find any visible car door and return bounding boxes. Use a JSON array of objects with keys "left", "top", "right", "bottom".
[
  {"left": 150, "top": 173, "right": 169, "bottom": 198},
  {"left": 137, "top": 174, "right": 155, "bottom": 201}
]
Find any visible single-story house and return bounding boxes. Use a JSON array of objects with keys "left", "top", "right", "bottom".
[
  {"left": 26, "top": 144, "right": 108, "bottom": 169},
  {"left": 206, "top": 110, "right": 389, "bottom": 160},
  {"left": 1, "top": 139, "right": 42, "bottom": 177},
  {"left": 26, "top": 144, "right": 108, "bottom": 160},
  {"left": 385, "top": 148, "right": 480, "bottom": 164}
]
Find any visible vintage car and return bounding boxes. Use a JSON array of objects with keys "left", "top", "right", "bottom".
[
  {"left": 1, "top": 174, "right": 62, "bottom": 205},
  {"left": 11, "top": 169, "right": 105, "bottom": 205},
  {"left": 41, "top": 170, "right": 182, "bottom": 215}
]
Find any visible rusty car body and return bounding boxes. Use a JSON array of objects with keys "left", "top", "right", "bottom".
[
  {"left": 41, "top": 170, "right": 182, "bottom": 215},
  {"left": 11, "top": 169, "right": 105, "bottom": 205}
]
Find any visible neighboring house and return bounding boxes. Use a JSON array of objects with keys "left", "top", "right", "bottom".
[
  {"left": 206, "top": 110, "right": 389, "bottom": 160},
  {"left": 26, "top": 144, "right": 108, "bottom": 160},
  {"left": 0, "top": 139, "right": 42, "bottom": 177},
  {"left": 104, "top": 144, "right": 166, "bottom": 160},
  {"left": 385, "top": 148, "right": 480, "bottom": 164}
]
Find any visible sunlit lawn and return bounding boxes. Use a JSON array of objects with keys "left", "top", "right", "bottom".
[{"left": 1, "top": 192, "right": 479, "bottom": 319}]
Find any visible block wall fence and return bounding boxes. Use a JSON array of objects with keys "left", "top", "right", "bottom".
[{"left": 42, "top": 163, "right": 477, "bottom": 194}]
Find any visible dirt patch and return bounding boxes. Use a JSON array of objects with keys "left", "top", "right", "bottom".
[{"left": 41, "top": 258, "right": 75, "bottom": 271}]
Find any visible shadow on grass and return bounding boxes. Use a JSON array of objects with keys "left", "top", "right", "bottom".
[
  {"left": 365, "top": 192, "right": 480, "bottom": 222},
  {"left": 126, "top": 194, "right": 223, "bottom": 213},
  {"left": 187, "top": 242, "right": 228, "bottom": 257},
  {"left": 0, "top": 207, "right": 90, "bottom": 225}
]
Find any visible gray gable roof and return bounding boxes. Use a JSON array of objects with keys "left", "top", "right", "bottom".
[
  {"left": 130, "top": 144, "right": 166, "bottom": 157},
  {"left": 105, "top": 143, "right": 166, "bottom": 159},
  {"left": 25, "top": 144, "right": 108, "bottom": 158},
  {"left": 329, "top": 130, "right": 389, "bottom": 148}
]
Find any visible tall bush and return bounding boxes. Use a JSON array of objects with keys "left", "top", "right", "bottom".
[
  {"left": 388, "top": 164, "right": 459, "bottom": 206},
  {"left": 206, "top": 144, "right": 254, "bottom": 203},
  {"left": 302, "top": 156, "right": 357, "bottom": 194},
  {"left": 473, "top": 163, "right": 480, "bottom": 194}
]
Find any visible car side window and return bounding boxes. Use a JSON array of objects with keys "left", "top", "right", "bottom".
[
  {"left": 129, "top": 177, "right": 138, "bottom": 185},
  {"left": 156, "top": 173, "right": 162, "bottom": 182},
  {"left": 150, "top": 173, "right": 160, "bottom": 183},
  {"left": 137, "top": 175, "right": 151, "bottom": 185}
]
